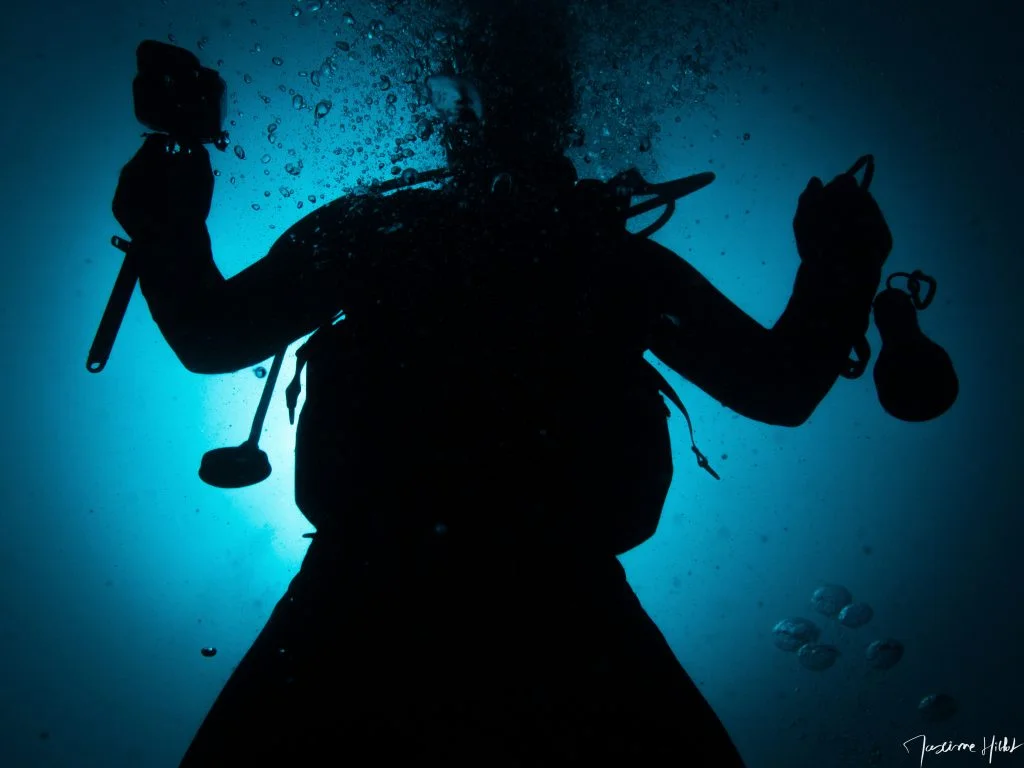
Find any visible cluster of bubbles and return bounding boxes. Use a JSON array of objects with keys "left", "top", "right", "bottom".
[
  {"left": 772, "top": 584, "right": 957, "bottom": 722},
  {"left": 563, "top": 0, "right": 776, "bottom": 179},
  {"left": 215, "top": 0, "right": 777, "bottom": 216}
]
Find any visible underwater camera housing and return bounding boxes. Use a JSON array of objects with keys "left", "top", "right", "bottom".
[{"left": 132, "top": 40, "right": 228, "bottom": 148}]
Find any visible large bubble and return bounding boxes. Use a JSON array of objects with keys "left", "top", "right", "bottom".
[
  {"left": 865, "top": 638, "right": 904, "bottom": 670},
  {"left": 811, "top": 584, "right": 854, "bottom": 619},
  {"left": 919, "top": 693, "right": 957, "bottom": 722},
  {"left": 797, "top": 643, "right": 840, "bottom": 671},
  {"left": 771, "top": 618, "right": 820, "bottom": 652},
  {"left": 838, "top": 602, "right": 873, "bottom": 628}
]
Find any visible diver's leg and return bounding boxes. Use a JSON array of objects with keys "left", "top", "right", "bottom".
[
  {"left": 177, "top": 579, "right": 319, "bottom": 766},
  {"left": 465, "top": 555, "right": 745, "bottom": 766},
  {"left": 572, "top": 569, "right": 747, "bottom": 765}
]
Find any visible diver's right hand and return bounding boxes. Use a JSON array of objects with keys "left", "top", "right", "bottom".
[
  {"left": 112, "top": 133, "right": 214, "bottom": 239},
  {"left": 793, "top": 168, "right": 892, "bottom": 274}
]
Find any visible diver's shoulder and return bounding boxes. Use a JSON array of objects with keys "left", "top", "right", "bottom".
[{"left": 270, "top": 186, "right": 449, "bottom": 246}]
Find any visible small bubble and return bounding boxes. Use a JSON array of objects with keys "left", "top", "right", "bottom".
[
  {"left": 268, "top": 123, "right": 277, "bottom": 134},
  {"left": 379, "top": 75, "right": 391, "bottom": 91},
  {"left": 200, "top": 646, "right": 217, "bottom": 657},
  {"left": 343, "top": 11, "right": 356, "bottom": 25},
  {"left": 305, "top": 0, "right": 322, "bottom": 11},
  {"left": 261, "top": 154, "right": 272, "bottom": 164},
  {"left": 279, "top": 186, "right": 294, "bottom": 198},
  {"left": 307, "top": 194, "right": 317, "bottom": 204},
  {"left": 292, "top": 94, "right": 306, "bottom": 110},
  {"left": 368, "top": 20, "right": 384, "bottom": 38},
  {"left": 196, "top": 36, "right": 209, "bottom": 50},
  {"left": 168, "top": 33, "right": 177, "bottom": 43},
  {"left": 291, "top": 5, "right": 301, "bottom": 17},
  {"left": 743, "top": 132, "right": 751, "bottom": 141},
  {"left": 272, "top": 56, "right": 284, "bottom": 66},
  {"left": 253, "top": 366, "right": 267, "bottom": 379},
  {"left": 233, "top": 145, "right": 246, "bottom": 160},
  {"left": 251, "top": 203, "right": 261, "bottom": 211},
  {"left": 253, "top": 42, "right": 263, "bottom": 53},
  {"left": 310, "top": 70, "right": 321, "bottom": 88},
  {"left": 400, "top": 168, "right": 418, "bottom": 185},
  {"left": 335, "top": 41, "right": 350, "bottom": 52},
  {"left": 243, "top": 73, "right": 253, "bottom": 84},
  {"left": 314, "top": 100, "right": 333, "bottom": 120}
]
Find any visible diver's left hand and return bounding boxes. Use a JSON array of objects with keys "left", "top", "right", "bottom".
[
  {"left": 112, "top": 133, "right": 214, "bottom": 239},
  {"left": 793, "top": 168, "right": 892, "bottom": 274}
]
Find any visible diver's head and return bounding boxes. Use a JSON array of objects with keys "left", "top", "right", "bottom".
[{"left": 435, "top": 0, "right": 578, "bottom": 188}]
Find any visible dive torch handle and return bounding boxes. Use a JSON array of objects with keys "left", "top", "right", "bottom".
[{"left": 86, "top": 236, "right": 137, "bottom": 373}]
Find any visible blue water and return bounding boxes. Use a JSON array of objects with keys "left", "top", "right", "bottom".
[{"left": 1, "top": 0, "right": 1021, "bottom": 765}]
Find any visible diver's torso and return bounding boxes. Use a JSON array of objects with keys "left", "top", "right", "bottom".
[{"left": 294, "top": 185, "right": 669, "bottom": 553}]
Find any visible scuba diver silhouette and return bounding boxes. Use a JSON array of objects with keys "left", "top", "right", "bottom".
[{"left": 109, "top": 1, "right": 895, "bottom": 765}]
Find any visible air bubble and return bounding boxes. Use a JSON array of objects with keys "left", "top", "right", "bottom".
[
  {"left": 233, "top": 145, "right": 246, "bottom": 160},
  {"left": 272, "top": 56, "right": 284, "bottom": 66},
  {"left": 292, "top": 94, "right": 306, "bottom": 110},
  {"left": 314, "top": 100, "right": 333, "bottom": 120}
]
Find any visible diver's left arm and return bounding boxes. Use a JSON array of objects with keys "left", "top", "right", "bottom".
[{"left": 643, "top": 172, "right": 892, "bottom": 427}]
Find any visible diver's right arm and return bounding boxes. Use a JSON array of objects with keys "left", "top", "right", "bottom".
[
  {"left": 114, "top": 135, "right": 353, "bottom": 374},
  {"left": 131, "top": 222, "right": 332, "bottom": 373}
]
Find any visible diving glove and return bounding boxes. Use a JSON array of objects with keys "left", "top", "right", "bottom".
[{"left": 112, "top": 133, "right": 214, "bottom": 239}]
